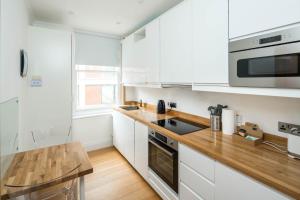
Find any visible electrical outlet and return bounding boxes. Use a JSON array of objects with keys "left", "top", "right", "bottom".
[
  {"left": 168, "top": 102, "right": 177, "bottom": 109},
  {"left": 278, "top": 121, "right": 300, "bottom": 133},
  {"left": 236, "top": 114, "right": 243, "bottom": 126}
]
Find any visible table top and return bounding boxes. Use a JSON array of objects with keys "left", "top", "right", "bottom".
[{"left": 1, "top": 142, "right": 93, "bottom": 200}]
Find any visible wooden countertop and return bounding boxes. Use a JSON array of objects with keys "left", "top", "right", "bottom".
[
  {"left": 115, "top": 106, "right": 300, "bottom": 199},
  {"left": 0, "top": 142, "right": 93, "bottom": 200}
]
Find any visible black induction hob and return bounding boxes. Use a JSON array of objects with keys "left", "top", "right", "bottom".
[{"left": 152, "top": 117, "right": 209, "bottom": 135}]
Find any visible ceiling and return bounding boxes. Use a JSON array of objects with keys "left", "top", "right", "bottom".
[{"left": 28, "top": 0, "right": 182, "bottom": 36}]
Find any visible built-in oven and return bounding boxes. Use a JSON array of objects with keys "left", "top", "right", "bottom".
[
  {"left": 229, "top": 26, "right": 300, "bottom": 88},
  {"left": 148, "top": 129, "right": 178, "bottom": 193}
]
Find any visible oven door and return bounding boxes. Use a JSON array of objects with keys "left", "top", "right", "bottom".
[
  {"left": 148, "top": 136, "right": 178, "bottom": 193},
  {"left": 229, "top": 42, "right": 300, "bottom": 88}
]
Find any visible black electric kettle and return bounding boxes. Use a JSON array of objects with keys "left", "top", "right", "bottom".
[{"left": 157, "top": 100, "right": 166, "bottom": 114}]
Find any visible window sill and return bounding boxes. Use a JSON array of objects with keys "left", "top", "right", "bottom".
[{"left": 73, "top": 110, "right": 112, "bottom": 119}]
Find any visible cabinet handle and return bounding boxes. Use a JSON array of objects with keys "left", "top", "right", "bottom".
[{"left": 148, "top": 138, "right": 175, "bottom": 157}]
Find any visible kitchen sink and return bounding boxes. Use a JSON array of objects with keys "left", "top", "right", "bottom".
[{"left": 120, "top": 106, "right": 139, "bottom": 111}]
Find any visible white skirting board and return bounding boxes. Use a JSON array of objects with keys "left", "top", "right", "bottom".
[{"left": 84, "top": 139, "right": 113, "bottom": 152}]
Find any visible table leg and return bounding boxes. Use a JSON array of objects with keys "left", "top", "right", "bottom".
[{"left": 80, "top": 176, "right": 85, "bottom": 200}]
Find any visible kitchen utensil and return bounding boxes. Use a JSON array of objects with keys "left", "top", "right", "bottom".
[
  {"left": 208, "top": 105, "right": 228, "bottom": 116},
  {"left": 210, "top": 115, "right": 221, "bottom": 131}
]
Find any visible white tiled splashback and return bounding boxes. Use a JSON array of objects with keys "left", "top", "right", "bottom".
[{"left": 126, "top": 87, "right": 300, "bottom": 137}]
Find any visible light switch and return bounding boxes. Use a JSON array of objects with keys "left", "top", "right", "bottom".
[{"left": 31, "top": 76, "right": 42, "bottom": 87}]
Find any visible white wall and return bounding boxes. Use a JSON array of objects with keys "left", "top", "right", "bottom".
[
  {"left": 19, "top": 26, "right": 72, "bottom": 151},
  {"left": 0, "top": 0, "right": 30, "bottom": 178},
  {"left": 72, "top": 114, "right": 113, "bottom": 151},
  {"left": 0, "top": 0, "right": 30, "bottom": 102},
  {"left": 72, "top": 32, "right": 121, "bottom": 151},
  {"left": 126, "top": 87, "right": 300, "bottom": 137}
]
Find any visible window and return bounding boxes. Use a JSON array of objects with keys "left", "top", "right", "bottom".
[{"left": 75, "top": 65, "right": 120, "bottom": 114}]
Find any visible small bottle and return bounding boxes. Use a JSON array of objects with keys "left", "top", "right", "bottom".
[{"left": 139, "top": 99, "right": 143, "bottom": 107}]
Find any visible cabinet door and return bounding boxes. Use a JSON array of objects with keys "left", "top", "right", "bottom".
[
  {"left": 122, "top": 113, "right": 135, "bottom": 166},
  {"left": 144, "top": 19, "right": 160, "bottom": 83},
  {"left": 134, "top": 121, "right": 148, "bottom": 180},
  {"left": 160, "top": 0, "right": 193, "bottom": 84},
  {"left": 112, "top": 111, "right": 135, "bottom": 165},
  {"left": 132, "top": 31, "right": 147, "bottom": 84},
  {"left": 112, "top": 111, "right": 122, "bottom": 151},
  {"left": 121, "top": 36, "right": 135, "bottom": 84},
  {"left": 215, "top": 162, "right": 290, "bottom": 200},
  {"left": 229, "top": 0, "right": 300, "bottom": 39},
  {"left": 133, "top": 19, "right": 160, "bottom": 84},
  {"left": 180, "top": 183, "right": 203, "bottom": 200},
  {"left": 122, "top": 19, "right": 160, "bottom": 85},
  {"left": 192, "top": 0, "right": 228, "bottom": 85}
]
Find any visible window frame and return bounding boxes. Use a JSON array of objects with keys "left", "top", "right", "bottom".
[{"left": 73, "top": 65, "right": 121, "bottom": 117}]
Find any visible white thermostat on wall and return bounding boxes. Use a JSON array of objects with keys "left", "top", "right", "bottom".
[{"left": 31, "top": 76, "right": 42, "bottom": 87}]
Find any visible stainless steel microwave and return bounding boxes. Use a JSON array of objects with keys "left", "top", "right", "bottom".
[{"left": 229, "top": 26, "right": 300, "bottom": 89}]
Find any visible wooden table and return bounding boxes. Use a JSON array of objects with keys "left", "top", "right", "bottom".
[{"left": 0, "top": 142, "right": 93, "bottom": 200}]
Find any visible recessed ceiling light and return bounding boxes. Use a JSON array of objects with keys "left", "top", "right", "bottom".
[
  {"left": 138, "top": 0, "right": 144, "bottom": 4},
  {"left": 116, "top": 21, "right": 121, "bottom": 25}
]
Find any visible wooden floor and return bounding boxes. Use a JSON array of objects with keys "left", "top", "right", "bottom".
[{"left": 85, "top": 147, "right": 161, "bottom": 200}]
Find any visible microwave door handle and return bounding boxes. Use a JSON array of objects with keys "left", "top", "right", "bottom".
[{"left": 149, "top": 139, "right": 174, "bottom": 157}]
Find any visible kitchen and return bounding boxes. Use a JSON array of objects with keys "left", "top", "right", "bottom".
[{"left": 1, "top": 0, "right": 300, "bottom": 199}]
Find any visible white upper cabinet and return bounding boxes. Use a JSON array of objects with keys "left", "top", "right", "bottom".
[
  {"left": 192, "top": 0, "right": 228, "bottom": 85},
  {"left": 122, "top": 35, "right": 135, "bottom": 84},
  {"left": 160, "top": 0, "right": 193, "bottom": 84},
  {"left": 229, "top": 0, "right": 300, "bottom": 39},
  {"left": 139, "top": 19, "right": 160, "bottom": 84},
  {"left": 122, "top": 19, "right": 160, "bottom": 85},
  {"left": 122, "top": 33, "right": 148, "bottom": 84}
]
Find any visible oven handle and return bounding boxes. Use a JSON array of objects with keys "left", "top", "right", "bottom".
[{"left": 148, "top": 138, "right": 175, "bottom": 157}]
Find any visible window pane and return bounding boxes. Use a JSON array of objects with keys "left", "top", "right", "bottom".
[
  {"left": 85, "top": 85, "right": 101, "bottom": 105},
  {"left": 75, "top": 65, "right": 119, "bottom": 111},
  {"left": 102, "top": 86, "right": 115, "bottom": 104}
]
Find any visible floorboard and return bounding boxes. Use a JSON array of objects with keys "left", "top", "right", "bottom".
[{"left": 85, "top": 147, "right": 161, "bottom": 200}]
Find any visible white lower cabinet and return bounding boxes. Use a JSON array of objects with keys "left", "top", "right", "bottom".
[
  {"left": 179, "top": 144, "right": 215, "bottom": 182},
  {"left": 180, "top": 182, "right": 203, "bottom": 200},
  {"left": 112, "top": 111, "right": 135, "bottom": 166},
  {"left": 134, "top": 121, "right": 148, "bottom": 180},
  {"left": 178, "top": 144, "right": 291, "bottom": 200},
  {"left": 179, "top": 144, "right": 215, "bottom": 200},
  {"left": 215, "top": 162, "right": 291, "bottom": 200},
  {"left": 113, "top": 114, "right": 292, "bottom": 200},
  {"left": 180, "top": 163, "right": 214, "bottom": 200},
  {"left": 149, "top": 169, "right": 178, "bottom": 200},
  {"left": 113, "top": 112, "right": 149, "bottom": 181}
]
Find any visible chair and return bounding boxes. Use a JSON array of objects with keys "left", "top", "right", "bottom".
[{"left": 24, "top": 179, "right": 78, "bottom": 200}]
